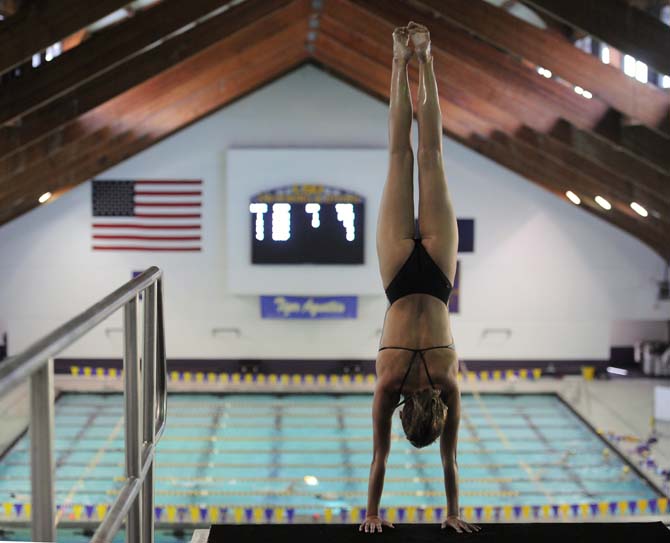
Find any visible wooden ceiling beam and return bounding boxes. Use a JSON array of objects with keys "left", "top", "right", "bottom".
[
  {"left": 60, "top": 29, "right": 88, "bottom": 53},
  {"left": 311, "top": 17, "right": 668, "bottom": 257},
  {"left": 0, "top": 0, "right": 309, "bottom": 160},
  {"left": 312, "top": 31, "right": 498, "bottom": 138},
  {"left": 0, "top": 0, "right": 23, "bottom": 18},
  {"left": 0, "top": 0, "right": 264, "bottom": 125},
  {"left": 351, "top": 0, "right": 670, "bottom": 175},
  {"left": 622, "top": 124, "right": 670, "bottom": 170},
  {"left": 330, "top": 0, "right": 595, "bottom": 130},
  {"left": 0, "top": 44, "right": 307, "bottom": 224},
  {"left": 471, "top": 133, "right": 669, "bottom": 259},
  {"left": 0, "top": 0, "right": 132, "bottom": 74},
  {"left": 515, "top": 126, "right": 670, "bottom": 219},
  {"left": 523, "top": 0, "right": 670, "bottom": 75},
  {"left": 325, "top": 0, "right": 670, "bottom": 202},
  {"left": 549, "top": 119, "right": 669, "bottom": 201},
  {"left": 0, "top": 36, "right": 308, "bottom": 224},
  {"left": 490, "top": 129, "right": 665, "bottom": 224},
  {"left": 409, "top": 0, "right": 670, "bottom": 134}
]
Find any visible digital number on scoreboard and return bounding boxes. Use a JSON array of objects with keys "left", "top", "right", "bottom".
[{"left": 249, "top": 185, "right": 365, "bottom": 264}]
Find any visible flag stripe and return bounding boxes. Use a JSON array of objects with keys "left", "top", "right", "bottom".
[
  {"left": 134, "top": 213, "right": 201, "bottom": 219},
  {"left": 134, "top": 180, "right": 202, "bottom": 185},
  {"left": 92, "top": 246, "right": 201, "bottom": 251},
  {"left": 93, "top": 223, "right": 200, "bottom": 230},
  {"left": 134, "top": 202, "right": 201, "bottom": 207},
  {"left": 94, "top": 235, "right": 201, "bottom": 241},
  {"left": 134, "top": 191, "right": 202, "bottom": 196},
  {"left": 92, "top": 179, "right": 202, "bottom": 252}
]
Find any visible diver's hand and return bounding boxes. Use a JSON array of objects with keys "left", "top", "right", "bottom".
[
  {"left": 441, "top": 515, "right": 480, "bottom": 533},
  {"left": 359, "top": 515, "right": 394, "bottom": 533}
]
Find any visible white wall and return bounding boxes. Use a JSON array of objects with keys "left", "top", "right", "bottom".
[{"left": 1, "top": 65, "right": 668, "bottom": 361}]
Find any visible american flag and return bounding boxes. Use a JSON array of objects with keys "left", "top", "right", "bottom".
[{"left": 91, "top": 180, "right": 202, "bottom": 251}]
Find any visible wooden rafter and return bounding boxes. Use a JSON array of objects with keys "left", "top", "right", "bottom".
[
  {"left": 0, "top": 0, "right": 309, "bottom": 163},
  {"left": 408, "top": 0, "right": 670, "bottom": 134},
  {"left": 549, "top": 120, "right": 669, "bottom": 201},
  {"left": 356, "top": 0, "right": 670, "bottom": 176},
  {"left": 0, "top": 0, "right": 666, "bottom": 259},
  {"left": 312, "top": 34, "right": 670, "bottom": 257},
  {"left": 0, "top": 0, "right": 132, "bottom": 74},
  {"left": 333, "top": 0, "right": 670, "bottom": 200},
  {"left": 0, "top": 0, "right": 252, "bottom": 125},
  {"left": 0, "top": 14, "right": 310, "bottom": 223},
  {"left": 0, "top": 0, "right": 22, "bottom": 18},
  {"left": 314, "top": 0, "right": 669, "bottom": 258},
  {"left": 470, "top": 133, "right": 669, "bottom": 258},
  {"left": 524, "top": 0, "right": 670, "bottom": 75}
]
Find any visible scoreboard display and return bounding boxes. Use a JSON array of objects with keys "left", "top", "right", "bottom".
[{"left": 250, "top": 184, "right": 365, "bottom": 264}]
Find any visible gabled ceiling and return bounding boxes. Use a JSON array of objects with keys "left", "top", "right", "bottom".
[{"left": 1, "top": 0, "right": 668, "bottom": 259}]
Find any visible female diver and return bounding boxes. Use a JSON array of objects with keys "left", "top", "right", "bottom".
[{"left": 359, "top": 22, "right": 479, "bottom": 535}]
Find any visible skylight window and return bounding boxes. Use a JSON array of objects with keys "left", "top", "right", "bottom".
[
  {"left": 600, "top": 46, "right": 610, "bottom": 64},
  {"left": 624, "top": 55, "right": 648, "bottom": 83},
  {"left": 574, "top": 36, "right": 592, "bottom": 54},
  {"left": 623, "top": 54, "right": 636, "bottom": 77},
  {"left": 635, "top": 60, "right": 648, "bottom": 83},
  {"left": 661, "top": 6, "right": 670, "bottom": 26}
]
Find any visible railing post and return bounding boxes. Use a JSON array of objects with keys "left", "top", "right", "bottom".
[
  {"left": 30, "top": 358, "right": 56, "bottom": 542},
  {"left": 124, "top": 296, "right": 142, "bottom": 543},
  {"left": 142, "top": 283, "right": 157, "bottom": 543}
]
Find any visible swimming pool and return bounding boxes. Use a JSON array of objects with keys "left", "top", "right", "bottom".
[{"left": 0, "top": 392, "right": 662, "bottom": 536}]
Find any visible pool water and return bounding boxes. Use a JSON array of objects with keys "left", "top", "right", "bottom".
[{"left": 0, "top": 393, "right": 660, "bottom": 531}]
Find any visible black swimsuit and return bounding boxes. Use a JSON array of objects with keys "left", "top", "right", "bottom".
[
  {"left": 384, "top": 238, "right": 453, "bottom": 306},
  {"left": 381, "top": 238, "right": 455, "bottom": 405}
]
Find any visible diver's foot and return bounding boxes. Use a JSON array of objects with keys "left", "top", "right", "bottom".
[
  {"left": 392, "top": 26, "right": 412, "bottom": 62},
  {"left": 408, "top": 21, "right": 431, "bottom": 62}
]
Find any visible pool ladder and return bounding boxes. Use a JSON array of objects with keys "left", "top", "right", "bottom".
[{"left": 0, "top": 267, "right": 168, "bottom": 543}]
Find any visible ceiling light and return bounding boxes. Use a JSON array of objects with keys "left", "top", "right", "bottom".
[
  {"left": 630, "top": 202, "right": 648, "bottom": 217},
  {"left": 606, "top": 366, "right": 628, "bottom": 376},
  {"left": 38, "top": 192, "right": 52, "bottom": 204},
  {"left": 565, "top": 191, "right": 581, "bottom": 205},
  {"left": 582, "top": 90, "right": 593, "bottom": 99},
  {"left": 574, "top": 86, "right": 584, "bottom": 95},
  {"left": 595, "top": 195, "right": 611, "bottom": 210}
]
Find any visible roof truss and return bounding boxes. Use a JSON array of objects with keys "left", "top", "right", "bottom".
[{"left": 0, "top": 0, "right": 667, "bottom": 260}]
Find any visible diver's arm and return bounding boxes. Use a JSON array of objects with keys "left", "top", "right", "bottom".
[
  {"left": 365, "top": 384, "right": 395, "bottom": 517},
  {"left": 440, "top": 381, "right": 461, "bottom": 517},
  {"left": 440, "top": 384, "right": 480, "bottom": 533}
]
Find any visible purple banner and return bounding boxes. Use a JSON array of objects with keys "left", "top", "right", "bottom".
[{"left": 261, "top": 296, "right": 357, "bottom": 319}]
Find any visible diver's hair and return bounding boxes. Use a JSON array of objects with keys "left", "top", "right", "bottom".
[{"left": 400, "top": 388, "right": 447, "bottom": 448}]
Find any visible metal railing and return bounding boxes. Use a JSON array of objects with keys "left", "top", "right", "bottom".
[{"left": 0, "top": 267, "right": 167, "bottom": 543}]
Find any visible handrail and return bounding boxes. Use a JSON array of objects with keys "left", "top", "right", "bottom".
[
  {"left": 0, "top": 267, "right": 163, "bottom": 395},
  {"left": 0, "top": 266, "right": 167, "bottom": 543}
]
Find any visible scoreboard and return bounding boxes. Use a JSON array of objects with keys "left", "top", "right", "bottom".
[{"left": 250, "top": 184, "right": 365, "bottom": 264}]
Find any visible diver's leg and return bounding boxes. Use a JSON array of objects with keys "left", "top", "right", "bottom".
[
  {"left": 410, "top": 22, "right": 458, "bottom": 283},
  {"left": 377, "top": 26, "right": 416, "bottom": 289}
]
